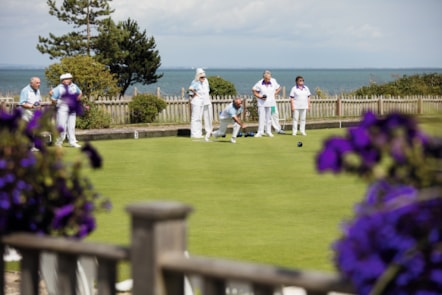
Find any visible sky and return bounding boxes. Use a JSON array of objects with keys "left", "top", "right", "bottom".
[{"left": 0, "top": 0, "right": 441, "bottom": 69}]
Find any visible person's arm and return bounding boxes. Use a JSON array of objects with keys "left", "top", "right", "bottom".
[
  {"left": 307, "top": 95, "right": 311, "bottom": 110},
  {"left": 252, "top": 89, "right": 266, "bottom": 100},
  {"left": 232, "top": 115, "right": 246, "bottom": 129},
  {"left": 275, "top": 86, "right": 281, "bottom": 96},
  {"left": 290, "top": 98, "right": 295, "bottom": 112}
]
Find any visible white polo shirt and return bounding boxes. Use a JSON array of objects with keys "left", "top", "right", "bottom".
[
  {"left": 289, "top": 85, "right": 311, "bottom": 109},
  {"left": 252, "top": 78, "right": 280, "bottom": 107}
]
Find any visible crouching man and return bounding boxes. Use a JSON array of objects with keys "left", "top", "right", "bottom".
[{"left": 209, "top": 97, "right": 246, "bottom": 144}]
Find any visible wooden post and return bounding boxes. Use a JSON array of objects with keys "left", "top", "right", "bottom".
[
  {"left": 20, "top": 249, "right": 40, "bottom": 295},
  {"left": 157, "top": 87, "right": 161, "bottom": 98},
  {"left": 336, "top": 96, "right": 342, "bottom": 117},
  {"left": 134, "top": 87, "right": 138, "bottom": 96},
  {"left": 378, "top": 96, "right": 384, "bottom": 116},
  {"left": 126, "top": 201, "right": 193, "bottom": 295},
  {"left": 418, "top": 96, "right": 423, "bottom": 114}
]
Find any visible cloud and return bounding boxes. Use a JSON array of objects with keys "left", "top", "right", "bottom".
[{"left": 0, "top": 0, "right": 441, "bottom": 68}]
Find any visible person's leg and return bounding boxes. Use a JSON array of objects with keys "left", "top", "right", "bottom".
[
  {"left": 55, "top": 104, "right": 68, "bottom": 146},
  {"left": 264, "top": 107, "right": 273, "bottom": 136},
  {"left": 212, "top": 118, "right": 228, "bottom": 137},
  {"left": 271, "top": 106, "right": 282, "bottom": 132},
  {"left": 67, "top": 113, "right": 79, "bottom": 146},
  {"left": 299, "top": 109, "right": 307, "bottom": 135},
  {"left": 203, "top": 104, "right": 213, "bottom": 135},
  {"left": 230, "top": 122, "right": 241, "bottom": 143},
  {"left": 292, "top": 109, "right": 300, "bottom": 135},
  {"left": 190, "top": 104, "right": 203, "bottom": 138},
  {"left": 256, "top": 106, "right": 265, "bottom": 136}
]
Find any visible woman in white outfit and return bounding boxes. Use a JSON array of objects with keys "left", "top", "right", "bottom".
[
  {"left": 289, "top": 76, "right": 311, "bottom": 136},
  {"left": 188, "top": 68, "right": 213, "bottom": 140},
  {"left": 51, "top": 73, "right": 83, "bottom": 147},
  {"left": 252, "top": 70, "right": 281, "bottom": 137}
]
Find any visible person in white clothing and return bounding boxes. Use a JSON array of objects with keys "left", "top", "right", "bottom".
[
  {"left": 252, "top": 70, "right": 281, "bottom": 137},
  {"left": 19, "top": 77, "right": 42, "bottom": 122},
  {"left": 188, "top": 68, "right": 213, "bottom": 140},
  {"left": 289, "top": 76, "right": 311, "bottom": 136},
  {"left": 51, "top": 73, "right": 83, "bottom": 148},
  {"left": 210, "top": 98, "right": 246, "bottom": 144}
]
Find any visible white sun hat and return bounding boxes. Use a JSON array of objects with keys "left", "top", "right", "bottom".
[{"left": 60, "top": 73, "right": 73, "bottom": 81}]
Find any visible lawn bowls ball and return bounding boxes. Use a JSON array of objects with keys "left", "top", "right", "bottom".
[{"left": 297, "top": 141, "right": 303, "bottom": 147}]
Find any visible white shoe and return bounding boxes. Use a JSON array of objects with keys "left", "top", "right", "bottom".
[
  {"left": 266, "top": 132, "right": 274, "bottom": 137},
  {"left": 116, "top": 279, "right": 133, "bottom": 292},
  {"left": 254, "top": 133, "right": 263, "bottom": 138},
  {"left": 301, "top": 132, "right": 307, "bottom": 136},
  {"left": 230, "top": 137, "right": 236, "bottom": 144},
  {"left": 292, "top": 131, "right": 298, "bottom": 136},
  {"left": 205, "top": 132, "right": 211, "bottom": 142},
  {"left": 30, "top": 147, "right": 39, "bottom": 152},
  {"left": 69, "top": 143, "right": 81, "bottom": 148}
]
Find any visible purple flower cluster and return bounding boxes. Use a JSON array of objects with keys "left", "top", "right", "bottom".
[
  {"left": 0, "top": 108, "right": 110, "bottom": 238},
  {"left": 316, "top": 111, "right": 442, "bottom": 294},
  {"left": 316, "top": 111, "right": 441, "bottom": 188}
]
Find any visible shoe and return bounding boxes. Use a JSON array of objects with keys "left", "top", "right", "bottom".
[
  {"left": 4, "top": 248, "right": 22, "bottom": 262},
  {"left": 191, "top": 136, "right": 203, "bottom": 139},
  {"left": 266, "top": 132, "right": 274, "bottom": 137},
  {"left": 230, "top": 137, "right": 236, "bottom": 144},
  {"left": 301, "top": 132, "right": 307, "bottom": 136},
  {"left": 30, "top": 147, "right": 39, "bottom": 152},
  {"left": 292, "top": 131, "right": 298, "bottom": 136},
  {"left": 69, "top": 143, "right": 81, "bottom": 148},
  {"left": 254, "top": 133, "right": 263, "bottom": 138},
  {"left": 277, "top": 130, "right": 285, "bottom": 134},
  {"left": 205, "top": 132, "right": 211, "bottom": 142}
]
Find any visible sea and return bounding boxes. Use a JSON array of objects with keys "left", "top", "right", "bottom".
[{"left": 1, "top": 67, "right": 442, "bottom": 97}]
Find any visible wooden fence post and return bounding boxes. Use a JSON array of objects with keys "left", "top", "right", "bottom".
[
  {"left": 126, "top": 201, "right": 193, "bottom": 295},
  {"left": 418, "top": 96, "right": 423, "bottom": 114},
  {"left": 378, "top": 96, "right": 384, "bottom": 115},
  {"left": 336, "top": 96, "right": 342, "bottom": 117}
]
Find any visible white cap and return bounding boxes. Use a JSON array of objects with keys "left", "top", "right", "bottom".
[
  {"left": 60, "top": 73, "right": 73, "bottom": 81},
  {"left": 196, "top": 68, "right": 205, "bottom": 76}
]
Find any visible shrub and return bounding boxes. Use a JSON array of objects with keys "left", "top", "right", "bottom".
[
  {"left": 129, "top": 94, "right": 167, "bottom": 123},
  {"left": 76, "top": 100, "right": 111, "bottom": 129},
  {"left": 207, "top": 76, "right": 237, "bottom": 96}
]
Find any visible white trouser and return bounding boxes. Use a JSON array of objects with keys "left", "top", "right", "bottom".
[
  {"left": 190, "top": 103, "right": 213, "bottom": 138},
  {"left": 271, "top": 106, "right": 281, "bottom": 132},
  {"left": 292, "top": 109, "right": 307, "bottom": 134},
  {"left": 202, "top": 104, "right": 213, "bottom": 135},
  {"left": 257, "top": 106, "right": 272, "bottom": 134},
  {"left": 56, "top": 103, "right": 77, "bottom": 145},
  {"left": 213, "top": 118, "right": 240, "bottom": 138}
]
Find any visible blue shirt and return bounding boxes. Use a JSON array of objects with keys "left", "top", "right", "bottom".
[
  {"left": 51, "top": 83, "right": 82, "bottom": 100},
  {"left": 219, "top": 103, "right": 243, "bottom": 120},
  {"left": 19, "top": 84, "right": 41, "bottom": 105}
]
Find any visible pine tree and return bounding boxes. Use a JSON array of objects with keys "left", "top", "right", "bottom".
[
  {"left": 37, "top": 0, "right": 114, "bottom": 59},
  {"left": 95, "top": 18, "right": 163, "bottom": 96}
]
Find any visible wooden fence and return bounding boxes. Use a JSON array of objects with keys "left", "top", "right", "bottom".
[
  {"left": 1, "top": 201, "right": 355, "bottom": 295},
  {"left": 1, "top": 95, "right": 441, "bottom": 125}
]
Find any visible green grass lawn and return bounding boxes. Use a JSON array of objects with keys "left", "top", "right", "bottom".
[{"left": 65, "top": 127, "right": 367, "bottom": 280}]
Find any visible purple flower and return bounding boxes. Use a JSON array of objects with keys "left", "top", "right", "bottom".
[
  {"left": 316, "top": 137, "right": 353, "bottom": 172},
  {"left": 81, "top": 142, "right": 103, "bottom": 168}
]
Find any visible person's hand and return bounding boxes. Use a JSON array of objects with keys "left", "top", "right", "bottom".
[{"left": 261, "top": 94, "right": 267, "bottom": 100}]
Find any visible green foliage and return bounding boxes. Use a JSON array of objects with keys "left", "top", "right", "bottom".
[
  {"left": 353, "top": 73, "right": 442, "bottom": 96},
  {"left": 129, "top": 94, "right": 167, "bottom": 123},
  {"left": 315, "top": 87, "right": 328, "bottom": 99},
  {"left": 95, "top": 18, "right": 163, "bottom": 96},
  {"left": 246, "top": 97, "right": 258, "bottom": 121},
  {"left": 45, "top": 55, "right": 121, "bottom": 98},
  {"left": 207, "top": 76, "right": 237, "bottom": 96},
  {"left": 37, "top": 0, "right": 114, "bottom": 58},
  {"left": 76, "top": 100, "right": 111, "bottom": 129}
]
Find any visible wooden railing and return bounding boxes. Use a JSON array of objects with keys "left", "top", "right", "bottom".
[
  {"left": 2, "top": 95, "right": 441, "bottom": 125},
  {"left": 1, "top": 201, "right": 355, "bottom": 295}
]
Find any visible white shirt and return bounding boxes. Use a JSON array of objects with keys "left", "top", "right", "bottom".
[
  {"left": 252, "top": 78, "right": 280, "bottom": 107},
  {"left": 289, "top": 85, "right": 311, "bottom": 109},
  {"left": 189, "top": 79, "right": 211, "bottom": 106}
]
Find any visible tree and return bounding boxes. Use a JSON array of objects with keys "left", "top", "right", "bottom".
[
  {"left": 37, "top": 0, "right": 114, "bottom": 58},
  {"left": 95, "top": 18, "right": 163, "bottom": 96},
  {"left": 45, "top": 55, "right": 120, "bottom": 98}
]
